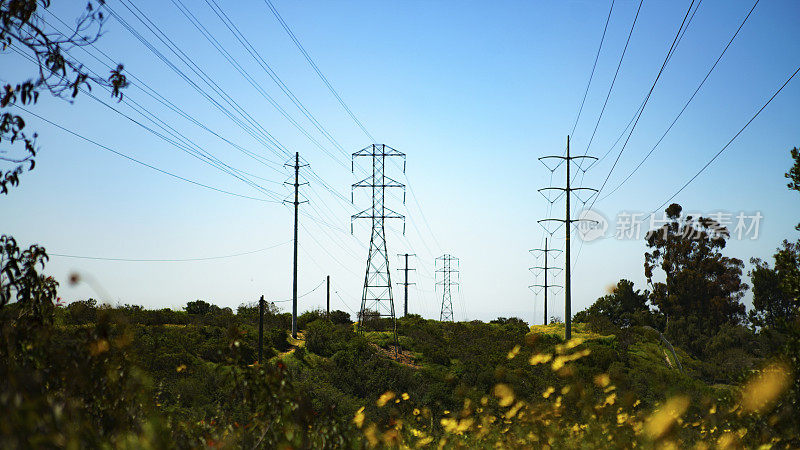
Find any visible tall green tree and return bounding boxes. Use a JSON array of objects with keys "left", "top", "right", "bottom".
[
  {"left": 749, "top": 240, "right": 800, "bottom": 330},
  {"left": 644, "top": 203, "right": 747, "bottom": 333},
  {"left": 787, "top": 147, "right": 800, "bottom": 230}
]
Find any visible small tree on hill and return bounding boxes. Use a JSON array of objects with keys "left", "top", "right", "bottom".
[
  {"left": 574, "top": 279, "right": 652, "bottom": 329},
  {"left": 185, "top": 299, "right": 211, "bottom": 315}
]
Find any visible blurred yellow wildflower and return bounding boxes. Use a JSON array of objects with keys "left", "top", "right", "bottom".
[
  {"left": 529, "top": 353, "right": 553, "bottom": 365},
  {"left": 494, "top": 384, "right": 515, "bottom": 407},
  {"left": 507, "top": 344, "right": 521, "bottom": 359},
  {"left": 594, "top": 373, "right": 611, "bottom": 387},
  {"left": 376, "top": 391, "right": 395, "bottom": 407},
  {"left": 740, "top": 361, "right": 791, "bottom": 414},
  {"left": 353, "top": 406, "right": 365, "bottom": 428},
  {"left": 542, "top": 386, "right": 555, "bottom": 399},
  {"left": 645, "top": 395, "right": 690, "bottom": 439}
]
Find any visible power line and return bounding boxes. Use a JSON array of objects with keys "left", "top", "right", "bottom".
[
  {"left": 263, "top": 0, "right": 376, "bottom": 143},
  {"left": 49, "top": 240, "right": 291, "bottom": 262},
  {"left": 8, "top": 39, "right": 282, "bottom": 201},
  {"left": 45, "top": 9, "right": 286, "bottom": 174},
  {"left": 570, "top": 0, "right": 615, "bottom": 137},
  {"left": 581, "top": 0, "right": 644, "bottom": 156},
  {"left": 599, "top": 0, "right": 760, "bottom": 202},
  {"left": 587, "top": 0, "right": 699, "bottom": 212},
  {"left": 271, "top": 279, "right": 327, "bottom": 303},
  {"left": 201, "top": 0, "right": 351, "bottom": 167},
  {"left": 104, "top": 1, "right": 292, "bottom": 161},
  {"left": 648, "top": 64, "right": 800, "bottom": 219},
  {"left": 12, "top": 105, "right": 281, "bottom": 203}
]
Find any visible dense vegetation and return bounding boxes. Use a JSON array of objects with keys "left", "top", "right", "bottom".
[
  {"left": 2, "top": 1, "right": 799, "bottom": 447},
  {"left": 2, "top": 186, "right": 799, "bottom": 447},
  {"left": 2, "top": 149, "right": 799, "bottom": 447}
]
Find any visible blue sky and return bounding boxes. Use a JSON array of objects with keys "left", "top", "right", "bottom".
[{"left": 2, "top": 0, "right": 799, "bottom": 323}]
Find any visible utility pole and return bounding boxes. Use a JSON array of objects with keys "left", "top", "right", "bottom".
[
  {"left": 436, "top": 254, "right": 459, "bottom": 322},
  {"left": 538, "top": 136, "right": 597, "bottom": 340},
  {"left": 326, "top": 275, "right": 330, "bottom": 318},
  {"left": 351, "top": 144, "right": 406, "bottom": 355},
  {"left": 258, "top": 295, "right": 264, "bottom": 364},
  {"left": 396, "top": 253, "right": 416, "bottom": 317},
  {"left": 529, "top": 238, "right": 563, "bottom": 325},
  {"left": 285, "top": 152, "right": 308, "bottom": 339}
]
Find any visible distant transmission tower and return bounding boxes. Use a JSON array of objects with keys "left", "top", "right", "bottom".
[
  {"left": 351, "top": 144, "right": 406, "bottom": 344},
  {"left": 396, "top": 253, "right": 416, "bottom": 317},
  {"left": 538, "top": 135, "right": 597, "bottom": 340},
  {"left": 529, "top": 238, "right": 563, "bottom": 325},
  {"left": 436, "top": 254, "right": 459, "bottom": 322}
]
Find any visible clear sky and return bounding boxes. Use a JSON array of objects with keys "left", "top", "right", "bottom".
[{"left": 2, "top": 0, "right": 799, "bottom": 323}]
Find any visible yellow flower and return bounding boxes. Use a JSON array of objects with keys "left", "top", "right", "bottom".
[
  {"left": 416, "top": 436, "right": 434, "bottom": 447},
  {"left": 402, "top": 392, "right": 410, "bottom": 401},
  {"left": 504, "top": 401, "right": 524, "bottom": 419},
  {"left": 542, "top": 386, "right": 555, "bottom": 399},
  {"left": 717, "top": 432, "right": 739, "bottom": 450},
  {"left": 594, "top": 373, "right": 611, "bottom": 388},
  {"left": 376, "top": 391, "right": 395, "bottom": 407},
  {"left": 413, "top": 408, "right": 421, "bottom": 416},
  {"left": 364, "top": 423, "right": 379, "bottom": 447},
  {"left": 740, "top": 362, "right": 791, "bottom": 414},
  {"left": 529, "top": 353, "right": 553, "bottom": 365},
  {"left": 175, "top": 364, "right": 187, "bottom": 373},
  {"left": 555, "top": 337, "right": 585, "bottom": 354},
  {"left": 645, "top": 396, "right": 690, "bottom": 439},
  {"left": 507, "top": 344, "right": 521, "bottom": 359},
  {"left": 494, "top": 384, "right": 515, "bottom": 407},
  {"left": 353, "top": 406, "right": 366, "bottom": 428}
]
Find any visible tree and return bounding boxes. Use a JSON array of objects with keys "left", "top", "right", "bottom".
[
  {"left": 0, "top": 234, "right": 57, "bottom": 324},
  {"left": 749, "top": 240, "right": 800, "bottom": 330},
  {"left": 787, "top": 147, "right": 800, "bottom": 230},
  {"left": 1, "top": 0, "right": 127, "bottom": 194},
  {"left": 329, "top": 309, "right": 351, "bottom": 325},
  {"left": 644, "top": 203, "right": 747, "bottom": 333},
  {"left": 574, "top": 279, "right": 652, "bottom": 329},
  {"left": 185, "top": 299, "right": 211, "bottom": 315}
]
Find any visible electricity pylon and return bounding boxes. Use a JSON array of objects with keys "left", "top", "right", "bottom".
[
  {"left": 396, "top": 253, "right": 416, "bottom": 317},
  {"left": 351, "top": 144, "right": 405, "bottom": 350},
  {"left": 538, "top": 135, "right": 597, "bottom": 340},
  {"left": 284, "top": 152, "right": 308, "bottom": 339},
  {"left": 436, "top": 254, "right": 459, "bottom": 322},
  {"left": 529, "top": 238, "right": 563, "bottom": 325}
]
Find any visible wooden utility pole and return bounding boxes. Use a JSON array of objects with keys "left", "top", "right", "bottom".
[
  {"left": 326, "top": 275, "right": 330, "bottom": 318},
  {"left": 258, "top": 295, "right": 264, "bottom": 364}
]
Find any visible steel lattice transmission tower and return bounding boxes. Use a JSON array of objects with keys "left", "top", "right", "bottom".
[
  {"left": 436, "top": 254, "right": 459, "bottom": 322},
  {"left": 351, "top": 144, "right": 406, "bottom": 339}
]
